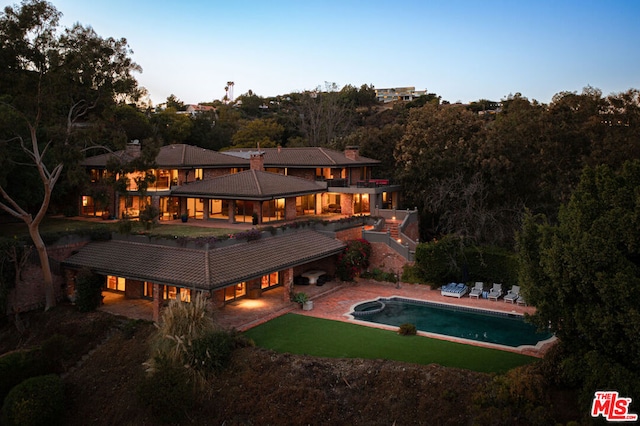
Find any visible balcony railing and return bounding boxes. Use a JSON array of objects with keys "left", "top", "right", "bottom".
[{"left": 322, "top": 178, "right": 393, "bottom": 188}]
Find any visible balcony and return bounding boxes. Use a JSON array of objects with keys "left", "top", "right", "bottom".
[{"left": 322, "top": 178, "right": 393, "bottom": 188}]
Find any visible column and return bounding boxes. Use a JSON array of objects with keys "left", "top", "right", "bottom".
[
  {"left": 152, "top": 283, "right": 163, "bottom": 323},
  {"left": 282, "top": 268, "right": 294, "bottom": 302}
]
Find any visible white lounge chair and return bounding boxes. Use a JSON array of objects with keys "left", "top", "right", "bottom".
[
  {"left": 516, "top": 295, "right": 527, "bottom": 306},
  {"left": 488, "top": 283, "right": 503, "bottom": 301},
  {"left": 469, "top": 282, "right": 484, "bottom": 299},
  {"left": 504, "top": 285, "right": 520, "bottom": 303}
]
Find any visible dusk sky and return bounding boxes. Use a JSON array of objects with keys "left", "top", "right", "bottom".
[{"left": 9, "top": 0, "right": 640, "bottom": 106}]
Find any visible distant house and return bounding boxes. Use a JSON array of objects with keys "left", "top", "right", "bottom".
[
  {"left": 184, "top": 104, "right": 216, "bottom": 116},
  {"left": 80, "top": 144, "right": 401, "bottom": 224},
  {"left": 374, "top": 87, "right": 428, "bottom": 103}
]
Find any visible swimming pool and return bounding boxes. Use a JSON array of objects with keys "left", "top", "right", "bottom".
[{"left": 350, "top": 297, "right": 553, "bottom": 348}]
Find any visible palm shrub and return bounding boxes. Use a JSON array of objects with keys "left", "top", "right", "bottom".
[
  {"left": 145, "top": 293, "right": 216, "bottom": 376},
  {"left": 140, "top": 294, "right": 250, "bottom": 421}
]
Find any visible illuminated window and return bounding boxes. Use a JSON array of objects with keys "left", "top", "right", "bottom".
[
  {"left": 106, "top": 276, "right": 125, "bottom": 292},
  {"left": 144, "top": 282, "right": 154, "bottom": 298},
  {"left": 261, "top": 272, "right": 279, "bottom": 289},
  {"left": 224, "top": 282, "right": 246, "bottom": 301},
  {"left": 195, "top": 168, "right": 203, "bottom": 180}
]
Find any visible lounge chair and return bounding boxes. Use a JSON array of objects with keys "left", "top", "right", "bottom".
[
  {"left": 516, "top": 295, "right": 527, "bottom": 306},
  {"left": 504, "top": 285, "right": 520, "bottom": 303},
  {"left": 488, "top": 283, "right": 503, "bottom": 301},
  {"left": 441, "top": 282, "right": 469, "bottom": 298},
  {"left": 469, "top": 282, "right": 484, "bottom": 299}
]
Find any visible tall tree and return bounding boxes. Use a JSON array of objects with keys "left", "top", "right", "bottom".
[
  {"left": 296, "top": 87, "right": 352, "bottom": 147},
  {"left": 151, "top": 107, "right": 192, "bottom": 144},
  {"left": 231, "top": 118, "right": 284, "bottom": 148},
  {"left": 0, "top": 0, "right": 143, "bottom": 309},
  {"left": 518, "top": 161, "right": 640, "bottom": 404}
]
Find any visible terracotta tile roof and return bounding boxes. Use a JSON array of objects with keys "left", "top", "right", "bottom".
[
  {"left": 207, "top": 230, "right": 344, "bottom": 288},
  {"left": 227, "top": 147, "right": 380, "bottom": 167},
  {"left": 82, "top": 145, "right": 379, "bottom": 169},
  {"left": 82, "top": 144, "right": 246, "bottom": 168},
  {"left": 156, "top": 144, "right": 244, "bottom": 168},
  {"left": 81, "top": 150, "right": 138, "bottom": 167},
  {"left": 63, "top": 230, "right": 345, "bottom": 291},
  {"left": 171, "top": 170, "right": 326, "bottom": 200},
  {"left": 64, "top": 240, "right": 208, "bottom": 288}
]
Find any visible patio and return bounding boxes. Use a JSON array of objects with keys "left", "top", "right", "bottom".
[{"left": 99, "top": 279, "right": 548, "bottom": 358}]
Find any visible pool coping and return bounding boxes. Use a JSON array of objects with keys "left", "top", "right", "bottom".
[{"left": 345, "top": 295, "right": 557, "bottom": 357}]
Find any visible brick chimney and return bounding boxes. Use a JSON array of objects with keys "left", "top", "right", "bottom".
[
  {"left": 126, "top": 140, "right": 141, "bottom": 158},
  {"left": 250, "top": 151, "right": 264, "bottom": 171},
  {"left": 344, "top": 146, "right": 359, "bottom": 161}
]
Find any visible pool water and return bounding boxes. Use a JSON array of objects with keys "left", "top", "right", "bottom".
[{"left": 352, "top": 297, "right": 552, "bottom": 348}]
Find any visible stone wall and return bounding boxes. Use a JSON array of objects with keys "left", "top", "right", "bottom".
[
  {"left": 368, "top": 242, "right": 413, "bottom": 275},
  {"left": 7, "top": 239, "right": 89, "bottom": 313}
]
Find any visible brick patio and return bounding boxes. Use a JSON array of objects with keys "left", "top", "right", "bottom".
[{"left": 100, "top": 279, "right": 554, "bottom": 357}]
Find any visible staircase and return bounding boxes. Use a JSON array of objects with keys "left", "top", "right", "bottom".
[{"left": 383, "top": 219, "right": 400, "bottom": 239}]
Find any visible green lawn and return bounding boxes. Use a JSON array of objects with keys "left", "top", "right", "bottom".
[
  {"left": 0, "top": 217, "right": 238, "bottom": 239},
  {"left": 244, "top": 314, "right": 537, "bottom": 374}
]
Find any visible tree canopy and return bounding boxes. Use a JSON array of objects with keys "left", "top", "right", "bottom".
[
  {"left": 517, "top": 161, "right": 640, "bottom": 404},
  {"left": 0, "top": 0, "right": 143, "bottom": 308}
]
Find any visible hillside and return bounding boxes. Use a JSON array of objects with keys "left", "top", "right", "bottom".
[{"left": 0, "top": 304, "right": 580, "bottom": 425}]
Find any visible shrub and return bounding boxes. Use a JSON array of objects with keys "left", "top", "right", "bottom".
[
  {"left": 40, "top": 334, "right": 73, "bottom": 373},
  {"left": 187, "top": 330, "right": 249, "bottom": 375},
  {"left": 362, "top": 268, "right": 399, "bottom": 283},
  {"left": 144, "top": 293, "right": 217, "bottom": 393},
  {"left": 414, "top": 235, "right": 463, "bottom": 287},
  {"left": 472, "top": 365, "right": 554, "bottom": 425},
  {"left": 398, "top": 323, "right": 417, "bottom": 336},
  {"left": 1, "top": 374, "right": 64, "bottom": 426},
  {"left": 74, "top": 268, "right": 104, "bottom": 312},
  {"left": 336, "top": 239, "right": 372, "bottom": 281},
  {"left": 400, "top": 263, "right": 423, "bottom": 284},
  {"left": 0, "top": 350, "right": 48, "bottom": 404},
  {"left": 234, "top": 228, "right": 262, "bottom": 241},
  {"left": 117, "top": 219, "right": 133, "bottom": 234},
  {"left": 292, "top": 292, "right": 309, "bottom": 305},
  {"left": 414, "top": 236, "right": 519, "bottom": 287},
  {"left": 139, "top": 205, "right": 159, "bottom": 230},
  {"left": 137, "top": 362, "right": 193, "bottom": 424}
]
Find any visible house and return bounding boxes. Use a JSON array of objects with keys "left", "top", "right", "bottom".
[
  {"left": 184, "top": 104, "right": 216, "bottom": 116},
  {"left": 80, "top": 143, "right": 401, "bottom": 225},
  {"left": 62, "top": 229, "right": 346, "bottom": 322},
  {"left": 374, "top": 87, "right": 428, "bottom": 103}
]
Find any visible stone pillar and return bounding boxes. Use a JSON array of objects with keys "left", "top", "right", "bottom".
[
  {"left": 341, "top": 193, "right": 354, "bottom": 216},
  {"left": 285, "top": 197, "right": 297, "bottom": 220},
  {"left": 253, "top": 202, "right": 262, "bottom": 224},
  {"left": 210, "top": 289, "right": 226, "bottom": 308},
  {"left": 180, "top": 197, "right": 188, "bottom": 217},
  {"left": 282, "top": 268, "right": 294, "bottom": 302},
  {"left": 228, "top": 200, "right": 236, "bottom": 223},
  {"left": 247, "top": 278, "right": 262, "bottom": 299},
  {"left": 153, "top": 283, "right": 163, "bottom": 323},
  {"left": 203, "top": 198, "right": 210, "bottom": 220}
]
